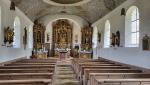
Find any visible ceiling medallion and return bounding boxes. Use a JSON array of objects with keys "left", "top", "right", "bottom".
[{"left": 43, "top": 0, "right": 91, "bottom": 6}]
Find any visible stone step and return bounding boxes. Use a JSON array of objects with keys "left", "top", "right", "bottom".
[
  {"left": 54, "top": 60, "right": 79, "bottom": 85},
  {"left": 55, "top": 80, "right": 79, "bottom": 85},
  {"left": 57, "top": 71, "right": 74, "bottom": 75},
  {"left": 56, "top": 75, "right": 76, "bottom": 79},
  {"left": 58, "top": 69, "right": 73, "bottom": 71}
]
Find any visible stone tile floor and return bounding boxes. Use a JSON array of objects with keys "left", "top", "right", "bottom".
[{"left": 53, "top": 59, "right": 80, "bottom": 85}]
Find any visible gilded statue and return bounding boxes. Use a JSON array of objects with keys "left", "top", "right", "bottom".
[
  {"left": 142, "top": 34, "right": 150, "bottom": 50},
  {"left": 111, "top": 31, "right": 120, "bottom": 47},
  {"left": 115, "top": 31, "right": 120, "bottom": 46},
  {"left": 111, "top": 33, "right": 116, "bottom": 47},
  {"left": 4, "top": 27, "right": 14, "bottom": 44}
]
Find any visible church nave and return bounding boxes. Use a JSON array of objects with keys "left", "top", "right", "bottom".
[{"left": 0, "top": 0, "right": 150, "bottom": 85}]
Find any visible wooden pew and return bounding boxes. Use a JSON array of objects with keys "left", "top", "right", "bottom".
[
  {"left": 0, "top": 58, "right": 57, "bottom": 85},
  {"left": 17, "top": 59, "right": 57, "bottom": 63},
  {"left": 89, "top": 73, "right": 150, "bottom": 85},
  {"left": 0, "top": 79, "right": 52, "bottom": 85},
  {"left": 72, "top": 59, "right": 111, "bottom": 72},
  {"left": 77, "top": 64, "right": 123, "bottom": 79},
  {"left": 95, "top": 79, "right": 150, "bottom": 85},
  {"left": 0, "top": 65, "right": 55, "bottom": 69},
  {"left": 8, "top": 63, "right": 56, "bottom": 65},
  {"left": 79, "top": 66, "right": 131, "bottom": 80},
  {"left": 0, "top": 73, "right": 53, "bottom": 80},
  {"left": 0, "top": 68, "right": 54, "bottom": 73},
  {"left": 75, "top": 63, "right": 122, "bottom": 77},
  {"left": 6, "top": 63, "right": 56, "bottom": 66},
  {"left": 72, "top": 58, "right": 150, "bottom": 85},
  {"left": 82, "top": 69, "right": 142, "bottom": 85}
]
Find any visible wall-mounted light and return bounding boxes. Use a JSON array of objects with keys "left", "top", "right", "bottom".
[
  {"left": 121, "top": 8, "right": 126, "bottom": 16},
  {"left": 10, "top": 1, "right": 16, "bottom": 11}
]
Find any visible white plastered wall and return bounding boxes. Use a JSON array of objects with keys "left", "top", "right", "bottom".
[
  {"left": 92, "top": 0, "right": 150, "bottom": 69},
  {"left": 0, "top": 0, "right": 33, "bottom": 62}
]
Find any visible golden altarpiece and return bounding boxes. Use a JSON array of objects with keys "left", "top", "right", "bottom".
[
  {"left": 80, "top": 26, "right": 93, "bottom": 58},
  {"left": 51, "top": 19, "right": 73, "bottom": 57},
  {"left": 32, "top": 20, "right": 47, "bottom": 59}
]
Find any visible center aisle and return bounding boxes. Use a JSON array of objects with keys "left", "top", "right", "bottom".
[{"left": 53, "top": 58, "right": 80, "bottom": 85}]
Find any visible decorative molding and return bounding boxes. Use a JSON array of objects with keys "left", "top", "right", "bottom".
[{"left": 43, "top": 0, "right": 91, "bottom": 6}]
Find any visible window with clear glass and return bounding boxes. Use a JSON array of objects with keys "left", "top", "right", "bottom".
[
  {"left": 92, "top": 26, "right": 98, "bottom": 48},
  {"left": 28, "top": 25, "right": 33, "bottom": 48},
  {"left": 104, "top": 20, "right": 111, "bottom": 48},
  {"left": 131, "top": 8, "right": 139, "bottom": 46},
  {"left": 125, "top": 6, "right": 139, "bottom": 47},
  {"left": 13, "top": 16, "right": 21, "bottom": 48},
  {"left": 0, "top": 7, "right": 1, "bottom": 42}
]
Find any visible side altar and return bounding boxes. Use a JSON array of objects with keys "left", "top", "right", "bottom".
[{"left": 32, "top": 20, "right": 47, "bottom": 59}]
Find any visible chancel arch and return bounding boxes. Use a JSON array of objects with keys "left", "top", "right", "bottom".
[{"left": 45, "top": 18, "right": 82, "bottom": 56}]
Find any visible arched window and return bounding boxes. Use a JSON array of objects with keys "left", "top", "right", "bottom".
[
  {"left": 13, "top": 16, "right": 21, "bottom": 48},
  {"left": 92, "top": 26, "right": 98, "bottom": 48},
  {"left": 28, "top": 25, "right": 33, "bottom": 48},
  {"left": 104, "top": 20, "right": 111, "bottom": 48},
  {"left": 125, "top": 6, "right": 139, "bottom": 47},
  {"left": 0, "top": 6, "right": 1, "bottom": 41}
]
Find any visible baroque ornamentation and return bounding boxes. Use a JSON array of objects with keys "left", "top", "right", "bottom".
[
  {"left": 111, "top": 30, "right": 120, "bottom": 47},
  {"left": 52, "top": 19, "right": 73, "bottom": 56},
  {"left": 4, "top": 27, "right": 14, "bottom": 44},
  {"left": 33, "top": 20, "right": 46, "bottom": 50},
  {"left": 81, "top": 26, "right": 92, "bottom": 51}
]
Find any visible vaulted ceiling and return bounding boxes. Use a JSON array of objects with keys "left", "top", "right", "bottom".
[{"left": 13, "top": 0, "right": 126, "bottom": 23}]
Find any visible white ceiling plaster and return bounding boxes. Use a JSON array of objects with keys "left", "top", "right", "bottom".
[{"left": 13, "top": 0, "right": 126, "bottom": 23}]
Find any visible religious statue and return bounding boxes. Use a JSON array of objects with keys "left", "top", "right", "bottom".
[
  {"left": 115, "top": 31, "right": 120, "bottom": 47},
  {"left": 111, "top": 33, "right": 116, "bottom": 47},
  {"left": 111, "top": 31, "right": 120, "bottom": 47},
  {"left": 142, "top": 34, "right": 150, "bottom": 50},
  {"left": 4, "top": 27, "right": 14, "bottom": 44},
  {"left": 23, "top": 27, "right": 27, "bottom": 50},
  {"left": 47, "top": 33, "right": 50, "bottom": 42},
  {"left": 98, "top": 32, "right": 101, "bottom": 43}
]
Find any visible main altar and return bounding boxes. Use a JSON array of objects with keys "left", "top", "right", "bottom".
[
  {"left": 51, "top": 19, "right": 73, "bottom": 57},
  {"left": 32, "top": 19, "right": 93, "bottom": 59}
]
